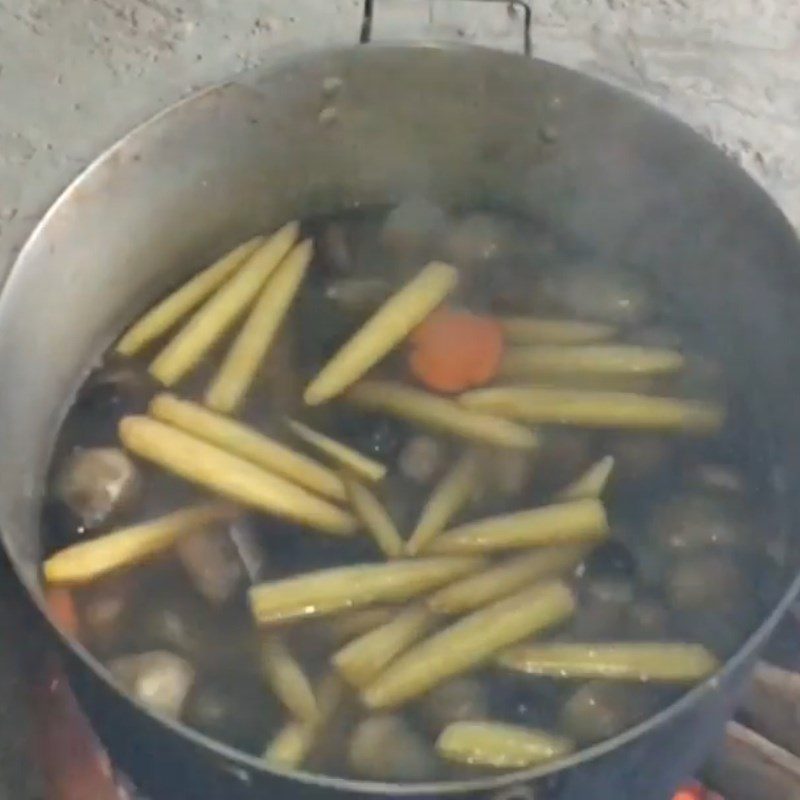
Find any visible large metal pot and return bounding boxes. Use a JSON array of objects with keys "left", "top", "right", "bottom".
[{"left": 2, "top": 33, "right": 800, "bottom": 800}]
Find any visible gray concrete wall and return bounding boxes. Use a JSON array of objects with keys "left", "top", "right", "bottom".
[{"left": 1, "top": 0, "right": 799, "bottom": 277}]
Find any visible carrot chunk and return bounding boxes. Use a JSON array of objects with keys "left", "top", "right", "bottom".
[
  {"left": 46, "top": 587, "right": 80, "bottom": 637},
  {"left": 409, "top": 310, "right": 504, "bottom": 393}
]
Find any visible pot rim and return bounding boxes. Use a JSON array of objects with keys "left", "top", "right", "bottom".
[{"left": 5, "top": 38, "right": 800, "bottom": 795}]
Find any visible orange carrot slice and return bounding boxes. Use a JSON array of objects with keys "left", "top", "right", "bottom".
[
  {"left": 46, "top": 587, "right": 80, "bottom": 638},
  {"left": 409, "top": 309, "right": 504, "bottom": 393}
]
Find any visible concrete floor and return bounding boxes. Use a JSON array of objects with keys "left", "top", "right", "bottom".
[{"left": 1, "top": 0, "right": 800, "bottom": 279}]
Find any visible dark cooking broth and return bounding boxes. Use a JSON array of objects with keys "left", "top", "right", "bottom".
[{"left": 41, "top": 203, "right": 781, "bottom": 783}]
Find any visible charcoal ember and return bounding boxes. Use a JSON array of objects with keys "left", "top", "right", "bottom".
[{"left": 704, "top": 721, "right": 800, "bottom": 800}]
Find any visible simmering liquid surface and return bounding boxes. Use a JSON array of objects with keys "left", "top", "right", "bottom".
[{"left": 41, "top": 204, "right": 781, "bottom": 783}]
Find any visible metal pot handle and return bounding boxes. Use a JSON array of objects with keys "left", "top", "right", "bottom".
[{"left": 359, "top": 0, "right": 533, "bottom": 56}]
